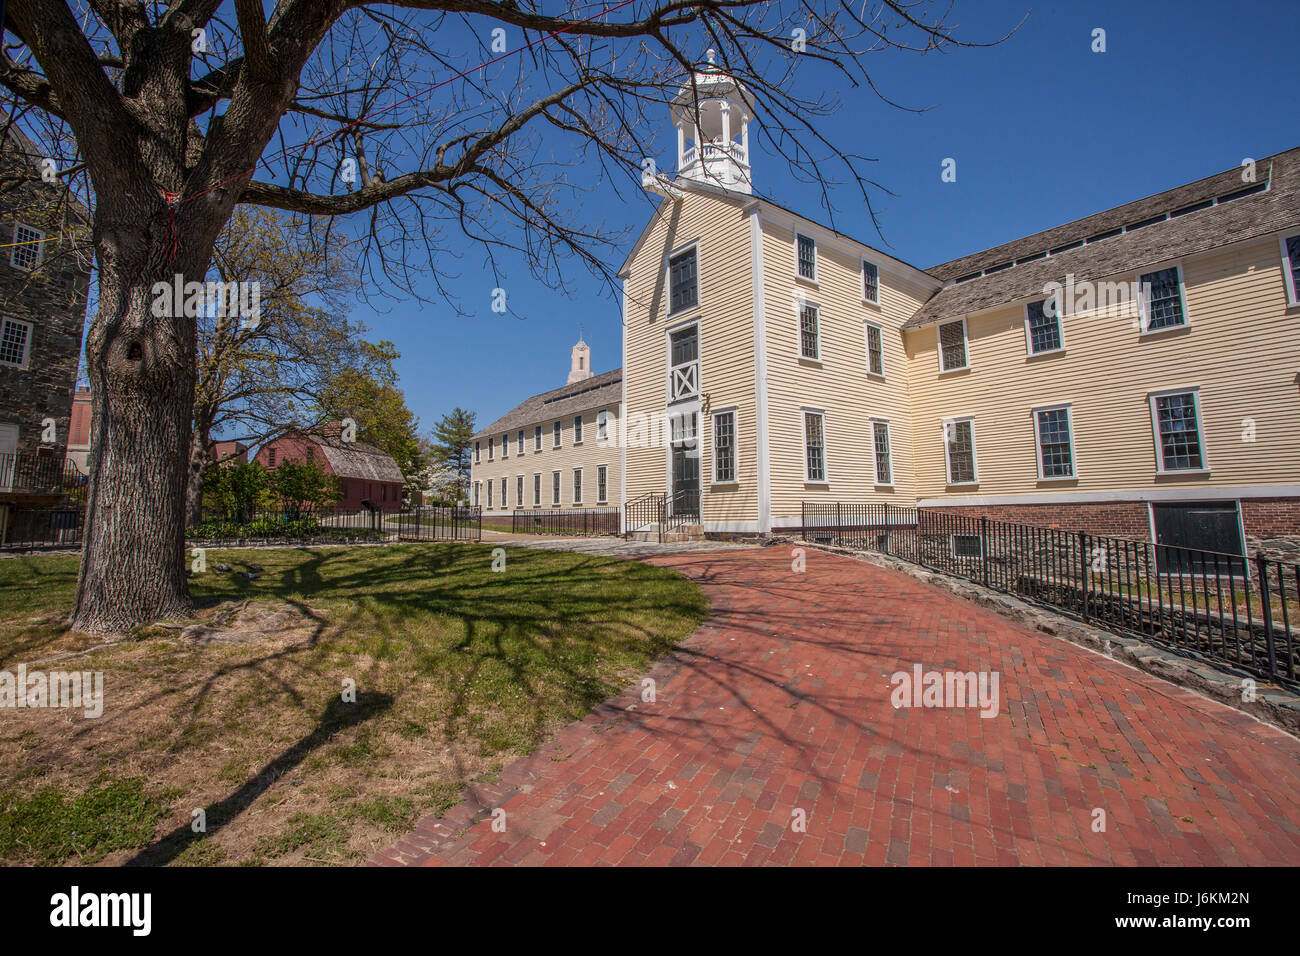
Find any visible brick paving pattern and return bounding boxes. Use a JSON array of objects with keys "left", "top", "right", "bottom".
[{"left": 371, "top": 547, "right": 1300, "bottom": 866}]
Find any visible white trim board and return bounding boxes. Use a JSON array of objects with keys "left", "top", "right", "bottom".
[
  {"left": 917, "top": 484, "right": 1300, "bottom": 508},
  {"left": 749, "top": 206, "right": 772, "bottom": 534}
]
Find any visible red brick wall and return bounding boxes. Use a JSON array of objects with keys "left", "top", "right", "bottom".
[
  {"left": 923, "top": 502, "right": 1150, "bottom": 539},
  {"left": 924, "top": 497, "right": 1300, "bottom": 551},
  {"left": 1240, "top": 498, "right": 1300, "bottom": 538}
]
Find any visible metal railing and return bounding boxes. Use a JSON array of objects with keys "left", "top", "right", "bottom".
[
  {"left": 663, "top": 489, "right": 701, "bottom": 538},
  {"left": 0, "top": 505, "right": 84, "bottom": 551},
  {"left": 624, "top": 490, "right": 702, "bottom": 542},
  {"left": 802, "top": 503, "right": 1299, "bottom": 688},
  {"left": 0, "top": 453, "right": 87, "bottom": 499},
  {"left": 624, "top": 492, "right": 662, "bottom": 538},
  {"left": 510, "top": 508, "right": 619, "bottom": 536},
  {"left": 395, "top": 506, "right": 481, "bottom": 542}
]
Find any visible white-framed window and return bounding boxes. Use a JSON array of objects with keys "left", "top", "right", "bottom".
[
  {"left": 943, "top": 417, "right": 977, "bottom": 484},
  {"left": 668, "top": 244, "right": 699, "bottom": 315},
  {"left": 10, "top": 222, "right": 44, "bottom": 271},
  {"left": 473, "top": 481, "right": 480, "bottom": 507},
  {"left": 668, "top": 322, "right": 699, "bottom": 402},
  {"left": 474, "top": 440, "right": 481, "bottom": 464},
  {"left": 798, "top": 302, "right": 820, "bottom": 361},
  {"left": 871, "top": 419, "right": 892, "bottom": 486},
  {"left": 1281, "top": 234, "right": 1300, "bottom": 307},
  {"left": 0, "top": 317, "right": 33, "bottom": 368},
  {"left": 795, "top": 232, "right": 817, "bottom": 281},
  {"left": 1024, "top": 297, "right": 1064, "bottom": 355},
  {"left": 517, "top": 430, "right": 525, "bottom": 455},
  {"left": 551, "top": 470, "right": 561, "bottom": 505},
  {"left": 597, "top": 464, "right": 608, "bottom": 503},
  {"left": 516, "top": 475, "right": 524, "bottom": 507},
  {"left": 1137, "top": 265, "right": 1188, "bottom": 333},
  {"left": 499, "top": 477, "right": 507, "bottom": 508},
  {"left": 1149, "top": 388, "right": 1207, "bottom": 473},
  {"left": 552, "top": 421, "right": 562, "bottom": 447},
  {"left": 862, "top": 259, "right": 880, "bottom": 305},
  {"left": 533, "top": 473, "right": 541, "bottom": 507},
  {"left": 802, "top": 409, "right": 827, "bottom": 483},
  {"left": 572, "top": 467, "right": 582, "bottom": 504},
  {"left": 1033, "top": 404, "right": 1075, "bottom": 480},
  {"left": 486, "top": 479, "right": 493, "bottom": 508},
  {"left": 573, "top": 415, "right": 583, "bottom": 444},
  {"left": 938, "top": 319, "right": 968, "bottom": 372},
  {"left": 712, "top": 408, "right": 737, "bottom": 484},
  {"left": 864, "top": 321, "right": 884, "bottom": 377},
  {"left": 487, "top": 437, "right": 494, "bottom": 461},
  {"left": 501, "top": 433, "right": 509, "bottom": 459},
  {"left": 596, "top": 409, "right": 608, "bottom": 442},
  {"left": 534, "top": 425, "right": 542, "bottom": 451}
]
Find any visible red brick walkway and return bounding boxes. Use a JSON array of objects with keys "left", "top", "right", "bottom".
[{"left": 371, "top": 547, "right": 1300, "bottom": 866}]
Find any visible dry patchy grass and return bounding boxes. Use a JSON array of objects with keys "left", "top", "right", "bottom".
[{"left": 0, "top": 543, "right": 707, "bottom": 866}]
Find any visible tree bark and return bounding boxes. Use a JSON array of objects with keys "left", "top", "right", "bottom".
[
  {"left": 185, "top": 426, "right": 211, "bottom": 529},
  {"left": 69, "top": 206, "right": 209, "bottom": 635}
]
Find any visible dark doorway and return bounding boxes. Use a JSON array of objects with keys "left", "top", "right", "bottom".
[
  {"left": 1151, "top": 502, "right": 1245, "bottom": 575},
  {"left": 669, "top": 411, "right": 700, "bottom": 517}
]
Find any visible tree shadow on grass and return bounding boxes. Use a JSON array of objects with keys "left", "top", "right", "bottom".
[{"left": 124, "top": 690, "right": 392, "bottom": 867}]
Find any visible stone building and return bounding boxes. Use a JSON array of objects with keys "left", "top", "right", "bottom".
[{"left": 0, "top": 131, "right": 91, "bottom": 528}]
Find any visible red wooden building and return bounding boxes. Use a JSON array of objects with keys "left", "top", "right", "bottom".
[{"left": 255, "top": 426, "right": 405, "bottom": 512}]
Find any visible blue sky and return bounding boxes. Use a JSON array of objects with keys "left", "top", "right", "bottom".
[{"left": 319, "top": 0, "right": 1300, "bottom": 435}]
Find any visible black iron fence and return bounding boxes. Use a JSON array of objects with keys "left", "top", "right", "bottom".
[
  {"left": 0, "top": 453, "right": 87, "bottom": 499},
  {"left": 802, "top": 502, "right": 1299, "bottom": 688},
  {"left": 396, "top": 506, "right": 482, "bottom": 542},
  {"left": 0, "top": 505, "right": 84, "bottom": 551},
  {"left": 510, "top": 508, "right": 619, "bottom": 536}
]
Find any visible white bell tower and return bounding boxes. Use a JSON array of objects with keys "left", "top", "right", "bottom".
[
  {"left": 671, "top": 49, "right": 753, "bottom": 195},
  {"left": 567, "top": 329, "right": 592, "bottom": 384}
]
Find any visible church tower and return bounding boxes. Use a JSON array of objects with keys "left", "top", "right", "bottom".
[
  {"left": 671, "top": 49, "right": 754, "bottom": 194},
  {"left": 567, "top": 332, "right": 592, "bottom": 384}
]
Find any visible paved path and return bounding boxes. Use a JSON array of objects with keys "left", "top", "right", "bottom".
[
  {"left": 479, "top": 530, "right": 758, "bottom": 557},
  {"left": 372, "top": 547, "right": 1300, "bottom": 866}
]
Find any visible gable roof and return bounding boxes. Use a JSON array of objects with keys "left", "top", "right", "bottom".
[
  {"left": 307, "top": 434, "right": 405, "bottom": 483},
  {"left": 473, "top": 368, "right": 622, "bottom": 440},
  {"left": 616, "top": 177, "right": 935, "bottom": 288},
  {"left": 904, "top": 147, "right": 1300, "bottom": 330}
]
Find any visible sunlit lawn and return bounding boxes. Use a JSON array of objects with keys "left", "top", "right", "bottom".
[{"left": 0, "top": 543, "right": 708, "bottom": 865}]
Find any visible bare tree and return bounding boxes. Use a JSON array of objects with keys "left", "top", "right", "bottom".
[{"left": 0, "top": 0, "right": 1007, "bottom": 633}]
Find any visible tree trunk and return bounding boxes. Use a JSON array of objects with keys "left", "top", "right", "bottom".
[
  {"left": 185, "top": 430, "right": 210, "bottom": 529},
  {"left": 69, "top": 211, "right": 209, "bottom": 635}
]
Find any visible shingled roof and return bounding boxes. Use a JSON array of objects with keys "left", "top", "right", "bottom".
[
  {"left": 309, "top": 435, "right": 405, "bottom": 483},
  {"left": 473, "top": 368, "right": 622, "bottom": 440},
  {"left": 903, "top": 147, "right": 1300, "bottom": 330}
]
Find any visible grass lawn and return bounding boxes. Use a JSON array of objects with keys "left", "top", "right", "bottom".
[{"left": 0, "top": 543, "right": 707, "bottom": 866}]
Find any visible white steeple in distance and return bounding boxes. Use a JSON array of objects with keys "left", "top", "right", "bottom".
[
  {"left": 671, "top": 48, "right": 754, "bottom": 195},
  {"left": 567, "top": 328, "right": 592, "bottom": 384}
]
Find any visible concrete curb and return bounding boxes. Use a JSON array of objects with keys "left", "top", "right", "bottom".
[{"left": 782, "top": 537, "right": 1300, "bottom": 738}]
